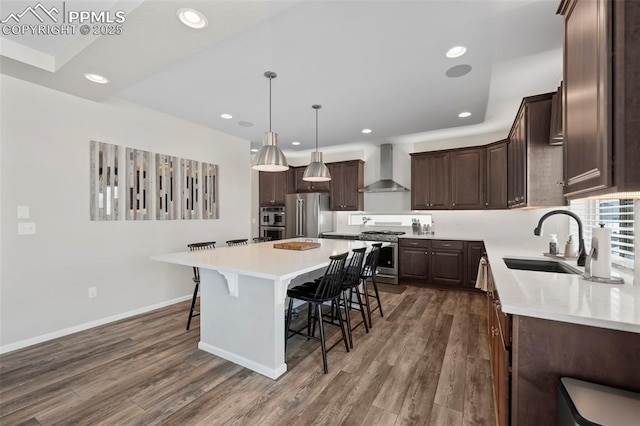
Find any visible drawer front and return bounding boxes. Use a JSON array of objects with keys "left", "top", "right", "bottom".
[
  {"left": 431, "top": 240, "right": 464, "bottom": 250},
  {"left": 399, "top": 238, "right": 430, "bottom": 248}
]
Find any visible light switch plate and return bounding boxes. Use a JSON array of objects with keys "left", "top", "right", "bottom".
[
  {"left": 18, "top": 222, "right": 36, "bottom": 235},
  {"left": 17, "top": 206, "right": 29, "bottom": 219}
]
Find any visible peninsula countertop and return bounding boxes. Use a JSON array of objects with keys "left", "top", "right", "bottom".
[{"left": 483, "top": 237, "right": 639, "bottom": 333}]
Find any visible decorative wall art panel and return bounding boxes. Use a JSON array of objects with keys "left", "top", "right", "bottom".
[
  {"left": 155, "top": 153, "right": 178, "bottom": 220},
  {"left": 202, "top": 162, "right": 219, "bottom": 220},
  {"left": 126, "top": 148, "right": 151, "bottom": 220},
  {"left": 90, "top": 141, "right": 119, "bottom": 221}
]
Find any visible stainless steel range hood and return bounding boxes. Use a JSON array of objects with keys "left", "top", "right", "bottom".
[{"left": 359, "top": 144, "right": 410, "bottom": 193}]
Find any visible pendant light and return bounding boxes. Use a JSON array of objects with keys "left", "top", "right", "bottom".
[
  {"left": 252, "top": 71, "right": 289, "bottom": 172},
  {"left": 302, "top": 104, "right": 331, "bottom": 182}
]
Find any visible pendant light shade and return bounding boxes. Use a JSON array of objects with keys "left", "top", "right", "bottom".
[
  {"left": 252, "top": 71, "right": 288, "bottom": 172},
  {"left": 303, "top": 104, "right": 331, "bottom": 182}
]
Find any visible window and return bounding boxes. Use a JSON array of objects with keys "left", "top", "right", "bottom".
[{"left": 569, "top": 199, "right": 635, "bottom": 270}]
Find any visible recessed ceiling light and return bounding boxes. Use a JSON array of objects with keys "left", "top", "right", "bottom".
[
  {"left": 177, "top": 8, "right": 207, "bottom": 29},
  {"left": 446, "top": 46, "right": 467, "bottom": 58},
  {"left": 361, "top": 128, "right": 372, "bottom": 134},
  {"left": 291, "top": 141, "right": 301, "bottom": 146},
  {"left": 458, "top": 112, "right": 472, "bottom": 118},
  {"left": 220, "top": 113, "right": 233, "bottom": 119},
  {"left": 84, "top": 73, "right": 109, "bottom": 84},
  {"left": 250, "top": 148, "right": 259, "bottom": 153}
]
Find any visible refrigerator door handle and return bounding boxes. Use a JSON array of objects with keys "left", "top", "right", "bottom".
[
  {"left": 299, "top": 198, "right": 305, "bottom": 236},
  {"left": 296, "top": 198, "right": 303, "bottom": 236}
]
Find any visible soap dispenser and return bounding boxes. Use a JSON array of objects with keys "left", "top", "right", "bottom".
[
  {"left": 549, "top": 234, "right": 558, "bottom": 255},
  {"left": 564, "top": 235, "right": 577, "bottom": 258}
]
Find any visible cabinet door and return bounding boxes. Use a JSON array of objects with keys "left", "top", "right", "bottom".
[
  {"left": 508, "top": 110, "right": 526, "bottom": 208},
  {"left": 450, "top": 148, "right": 485, "bottom": 209},
  {"left": 260, "top": 171, "right": 287, "bottom": 206},
  {"left": 562, "top": 0, "right": 612, "bottom": 197},
  {"left": 411, "top": 155, "right": 429, "bottom": 210},
  {"left": 341, "top": 161, "right": 362, "bottom": 210},
  {"left": 429, "top": 249, "right": 464, "bottom": 286},
  {"left": 486, "top": 141, "right": 508, "bottom": 209},
  {"left": 272, "top": 170, "right": 288, "bottom": 205},
  {"left": 428, "top": 152, "right": 451, "bottom": 209},
  {"left": 329, "top": 163, "right": 344, "bottom": 210},
  {"left": 466, "top": 241, "right": 485, "bottom": 288},
  {"left": 399, "top": 247, "right": 429, "bottom": 280}
]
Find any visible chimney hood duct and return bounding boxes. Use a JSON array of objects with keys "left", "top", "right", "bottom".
[{"left": 360, "top": 144, "right": 410, "bottom": 193}]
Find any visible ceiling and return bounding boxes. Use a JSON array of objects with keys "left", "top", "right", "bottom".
[{"left": 0, "top": 0, "right": 563, "bottom": 156}]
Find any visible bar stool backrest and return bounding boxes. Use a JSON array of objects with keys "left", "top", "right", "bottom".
[
  {"left": 363, "top": 243, "right": 382, "bottom": 277},
  {"left": 226, "top": 239, "right": 248, "bottom": 246},
  {"left": 314, "top": 252, "right": 349, "bottom": 300},
  {"left": 187, "top": 241, "right": 216, "bottom": 282},
  {"left": 253, "top": 237, "right": 272, "bottom": 243},
  {"left": 343, "top": 247, "right": 367, "bottom": 288}
]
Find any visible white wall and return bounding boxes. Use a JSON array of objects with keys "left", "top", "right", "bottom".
[{"left": 0, "top": 75, "right": 252, "bottom": 350}]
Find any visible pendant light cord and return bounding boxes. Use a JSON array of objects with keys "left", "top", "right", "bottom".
[
  {"left": 269, "top": 76, "right": 272, "bottom": 132},
  {"left": 315, "top": 108, "right": 319, "bottom": 153}
]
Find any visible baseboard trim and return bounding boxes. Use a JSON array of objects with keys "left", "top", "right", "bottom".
[
  {"left": 198, "top": 341, "right": 287, "bottom": 380},
  {"left": 0, "top": 295, "right": 192, "bottom": 354}
]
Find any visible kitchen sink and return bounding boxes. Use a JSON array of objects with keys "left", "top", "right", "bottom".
[{"left": 503, "top": 258, "right": 581, "bottom": 274}]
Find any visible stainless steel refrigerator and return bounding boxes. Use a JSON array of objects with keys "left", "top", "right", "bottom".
[{"left": 285, "top": 193, "right": 333, "bottom": 239}]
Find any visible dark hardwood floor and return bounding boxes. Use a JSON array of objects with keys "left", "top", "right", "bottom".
[{"left": 0, "top": 284, "right": 495, "bottom": 425}]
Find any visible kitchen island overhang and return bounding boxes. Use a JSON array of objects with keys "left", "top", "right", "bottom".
[{"left": 151, "top": 238, "right": 374, "bottom": 379}]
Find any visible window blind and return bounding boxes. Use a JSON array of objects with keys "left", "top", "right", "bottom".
[{"left": 569, "top": 199, "right": 635, "bottom": 269}]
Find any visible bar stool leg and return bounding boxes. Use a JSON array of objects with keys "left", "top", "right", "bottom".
[
  {"left": 371, "top": 275, "right": 384, "bottom": 317},
  {"left": 342, "top": 290, "right": 353, "bottom": 348},
  {"left": 285, "top": 298, "right": 294, "bottom": 352},
  {"left": 361, "top": 279, "right": 373, "bottom": 328},
  {"left": 334, "top": 296, "right": 350, "bottom": 353},
  {"left": 354, "top": 288, "right": 369, "bottom": 333},
  {"left": 316, "top": 304, "right": 328, "bottom": 374},
  {"left": 186, "top": 281, "right": 199, "bottom": 331}
]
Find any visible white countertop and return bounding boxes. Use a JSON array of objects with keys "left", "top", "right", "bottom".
[
  {"left": 152, "top": 238, "right": 373, "bottom": 282},
  {"left": 484, "top": 237, "right": 639, "bottom": 333}
]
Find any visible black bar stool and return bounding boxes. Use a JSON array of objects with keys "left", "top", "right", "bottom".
[
  {"left": 285, "top": 252, "right": 350, "bottom": 374},
  {"left": 253, "top": 237, "right": 272, "bottom": 243},
  {"left": 185, "top": 241, "right": 216, "bottom": 330},
  {"left": 337, "top": 247, "right": 369, "bottom": 348},
  {"left": 360, "top": 243, "right": 384, "bottom": 328}
]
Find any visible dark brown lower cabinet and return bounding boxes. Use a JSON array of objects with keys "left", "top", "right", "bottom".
[
  {"left": 399, "top": 239, "right": 482, "bottom": 291},
  {"left": 488, "top": 277, "right": 511, "bottom": 426},
  {"left": 429, "top": 240, "right": 464, "bottom": 286},
  {"left": 398, "top": 239, "right": 430, "bottom": 280},
  {"left": 485, "top": 262, "right": 640, "bottom": 426}
]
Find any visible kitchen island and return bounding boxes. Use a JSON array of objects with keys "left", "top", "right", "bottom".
[{"left": 151, "top": 238, "right": 371, "bottom": 379}]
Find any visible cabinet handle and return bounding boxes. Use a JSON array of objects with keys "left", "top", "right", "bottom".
[
  {"left": 491, "top": 327, "right": 499, "bottom": 336},
  {"left": 485, "top": 202, "right": 489, "bottom": 206},
  {"left": 452, "top": 202, "right": 456, "bottom": 206},
  {"left": 557, "top": 180, "right": 566, "bottom": 187},
  {"left": 409, "top": 242, "right": 419, "bottom": 246},
  {"left": 425, "top": 252, "right": 429, "bottom": 255},
  {"left": 441, "top": 243, "right": 452, "bottom": 247}
]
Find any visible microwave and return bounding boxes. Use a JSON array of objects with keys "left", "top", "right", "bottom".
[{"left": 260, "top": 207, "right": 285, "bottom": 227}]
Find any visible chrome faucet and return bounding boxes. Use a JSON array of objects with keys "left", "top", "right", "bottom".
[{"left": 534, "top": 210, "right": 587, "bottom": 266}]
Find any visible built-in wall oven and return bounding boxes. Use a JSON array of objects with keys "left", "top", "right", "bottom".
[
  {"left": 260, "top": 207, "right": 285, "bottom": 227},
  {"left": 260, "top": 226, "right": 285, "bottom": 241}
]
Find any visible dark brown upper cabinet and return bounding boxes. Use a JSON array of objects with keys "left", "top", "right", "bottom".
[
  {"left": 485, "top": 140, "right": 508, "bottom": 209},
  {"left": 450, "top": 147, "right": 485, "bottom": 209},
  {"left": 328, "top": 160, "right": 364, "bottom": 211},
  {"left": 259, "top": 170, "right": 289, "bottom": 206},
  {"left": 549, "top": 83, "right": 563, "bottom": 145},
  {"left": 507, "top": 93, "right": 564, "bottom": 208},
  {"left": 410, "top": 151, "right": 450, "bottom": 210},
  {"left": 558, "top": 0, "right": 640, "bottom": 198},
  {"left": 293, "top": 167, "right": 330, "bottom": 193}
]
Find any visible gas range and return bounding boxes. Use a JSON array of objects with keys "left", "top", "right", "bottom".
[{"left": 359, "top": 230, "right": 406, "bottom": 242}]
